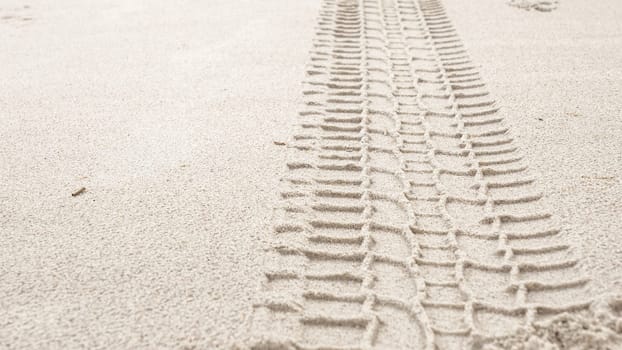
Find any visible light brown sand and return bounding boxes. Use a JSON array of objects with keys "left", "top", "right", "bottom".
[
  {"left": 443, "top": 0, "right": 622, "bottom": 296},
  {"left": 0, "top": 0, "right": 318, "bottom": 348},
  {"left": 242, "top": 0, "right": 622, "bottom": 348},
  {"left": 1, "top": 0, "right": 621, "bottom": 349}
]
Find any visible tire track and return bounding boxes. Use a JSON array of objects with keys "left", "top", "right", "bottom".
[{"left": 242, "top": 0, "right": 590, "bottom": 348}]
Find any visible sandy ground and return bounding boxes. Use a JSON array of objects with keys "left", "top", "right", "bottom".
[
  {"left": 1, "top": 0, "right": 621, "bottom": 349},
  {"left": 444, "top": 0, "right": 622, "bottom": 294},
  {"left": 0, "top": 0, "right": 317, "bottom": 348}
]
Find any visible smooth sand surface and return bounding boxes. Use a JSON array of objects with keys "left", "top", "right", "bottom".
[
  {"left": 1, "top": 0, "right": 621, "bottom": 349},
  {"left": 1, "top": 0, "right": 317, "bottom": 348}
]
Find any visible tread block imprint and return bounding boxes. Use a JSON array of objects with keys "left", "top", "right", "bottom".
[{"left": 236, "top": 0, "right": 602, "bottom": 349}]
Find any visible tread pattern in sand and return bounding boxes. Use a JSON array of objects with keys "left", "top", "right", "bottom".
[{"left": 247, "top": 0, "right": 587, "bottom": 348}]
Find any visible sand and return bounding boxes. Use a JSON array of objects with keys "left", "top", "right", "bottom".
[
  {"left": 0, "top": 0, "right": 318, "bottom": 348},
  {"left": 444, "top": 0, "right": 622, "bottom": 297},
  {"left": 1, "top": 0, "right": 621, "bottom": 349}
]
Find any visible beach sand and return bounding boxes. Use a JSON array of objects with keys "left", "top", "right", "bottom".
[
  {"left": 1, "top": 0, "right": 620, "bottom": 349},
  {"left": 0, "top": 0, "right": 318, "bottom": 348}
]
